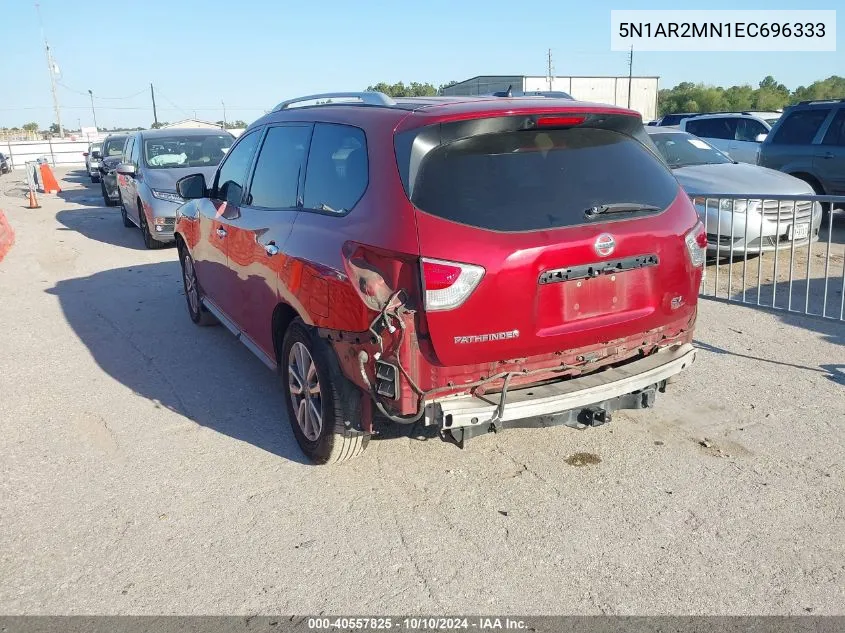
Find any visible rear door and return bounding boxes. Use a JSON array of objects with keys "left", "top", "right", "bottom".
[
  {"left": 399, "top": 113, "right": 701, "bottom": 366},
  {"left": 814, "top": 108, "right": 845, "bottom": 196},
  {"left": 194, "top": 129, "right": 262, "bottom": 322},
  {"left": 732, "top": 117, "right": 770, "bottom": 164},
  {"left": 226, "top": 123, "right": 312, "bottom": 360}
]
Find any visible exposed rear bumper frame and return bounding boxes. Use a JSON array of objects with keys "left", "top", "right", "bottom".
[{"left": 424, "top": 343, "right": 696, "bottom": 431}]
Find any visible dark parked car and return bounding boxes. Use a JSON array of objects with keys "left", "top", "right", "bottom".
[
  {"left": 173, "top": 91, "right": 703, "bottom": 464},
  {"left": 758, "top": 99, "right": 845, "bottom": 219},
  {"left": 0, "top": 152, "right": 10, "bottom": 174},
  {"left": 97, "top": 134, "right": 129, "bottom": 207}
]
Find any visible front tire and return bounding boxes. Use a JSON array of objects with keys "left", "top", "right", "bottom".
[
  {"left": 282, "top": 320, "right": 369, "bottom": 464},
  {"left": 179, "top": 247, "right": 217, "bottom": 326},
  {"left": 119, "top": 194, "right": 133, "bottom": 227},
  {"left": 139, "top": 202, "right": 166, "bottom": 250}
]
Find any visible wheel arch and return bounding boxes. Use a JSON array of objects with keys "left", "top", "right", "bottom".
[{"left": 272, "top": 302, "right": 302, "bottom": 365}]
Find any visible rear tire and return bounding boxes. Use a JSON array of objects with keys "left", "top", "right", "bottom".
[
  {"left": 91, "top": 175, "right": 100, "bottom": 183},
  {"left": 119, "top": 195, "right": 133, "bottom": 227},
  {"left": 282, "top": 320, "right": 369, "bottom": 464},
  {"left": 139, "top": 201, "right": 166, "bottom": 250},
  {"left": 179, "top": 247, "right": 217, "bottom": 326}
]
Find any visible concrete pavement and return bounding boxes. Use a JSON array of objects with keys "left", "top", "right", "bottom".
[{"left": 0, "top": 169, "right": 843, "bottom": 615}]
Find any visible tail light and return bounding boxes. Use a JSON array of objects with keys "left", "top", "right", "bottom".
[
  {"left": 421, "top": 257, "right": 484, "bottom": 311},
  {"left": 685, "top": 222, "right": 707, "bottom": 267},
  {"left": 536, "top": 115, "right": 585, "bottom": 127}
]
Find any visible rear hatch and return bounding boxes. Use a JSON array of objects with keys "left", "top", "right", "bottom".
[{"left": 395, "top": 108, "right": 702, "bottom": 366}]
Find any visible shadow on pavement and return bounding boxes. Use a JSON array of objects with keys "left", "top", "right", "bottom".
[
  {"left": 46, "top": 261, "right": 311, "bottom": 464},
  {"left": 695, "top": 340, "right": 844, "bottom": 385},
  {"left": 724, "top": 276, "right": 845, "bottom": 347},
  {"left": 55, "top": 208, "right": 149, "bottom": 251}
]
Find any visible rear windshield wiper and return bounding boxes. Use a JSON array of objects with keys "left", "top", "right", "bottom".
[{"left": 585, "top": 203, "right": 663, "bottom": 218}]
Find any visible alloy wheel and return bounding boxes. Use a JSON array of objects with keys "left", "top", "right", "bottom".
[
  {"left": 288, "top": 342, "right": 322, "bottom": 441},
  {"left": 183, "top": 254, "right": 199, "bottom": 315}
]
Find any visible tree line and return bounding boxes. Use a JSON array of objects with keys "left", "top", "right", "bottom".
[
  {"left": 658, "top": 75, "right": 845, "bottom": 115},
  {"left": 367, "top": 75, "right": 845, "bottom": 116}
]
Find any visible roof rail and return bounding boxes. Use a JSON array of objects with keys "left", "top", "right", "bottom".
[
  {"left": 272, "top": 91, "right": 396, "bottom": 111},
  {"left": 796, "top": 98, "right": 845, "bottom": 106}
]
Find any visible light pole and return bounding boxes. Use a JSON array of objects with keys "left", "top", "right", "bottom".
[{"left": 88, "top": 89, "right": 98, "bottom": 131}]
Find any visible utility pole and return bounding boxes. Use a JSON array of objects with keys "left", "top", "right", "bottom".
[
  {"left": 88, "top": 90, "right": 98, "bottom": 130},
  {"left": 150, "top": 83, "right": 158, "bottom": 126},
  {"left": 36, "top": 3, "right": 63, "bottom": 138},
  {"left": 547, "top": 48, "right": 554, "bottom": 91},
  {"left": 222, "top": 99, "right": 227, "bottom": 128},
  {"left": 627, "top": 45, "right": 634, "bottom": 109}
]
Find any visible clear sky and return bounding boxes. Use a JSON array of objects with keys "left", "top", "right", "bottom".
[{"left": 0, "top": 0, "right": 841, "bottom": 129}]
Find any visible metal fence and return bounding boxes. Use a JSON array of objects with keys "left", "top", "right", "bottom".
[
  {"left": 694, "top": 193, "right": 845, "bottom": 322},
  {"left": 0, "top": 139, "right": 91, "bottom": 170}
]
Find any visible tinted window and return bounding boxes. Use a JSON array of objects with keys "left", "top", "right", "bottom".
[
  {"left": 821, "top": 109, "right": 845, "bottom": 146},
  {"left": 409, "top": 128, "right": 678, "bottom": 232},
  {"left": 735, "top": 119, "right": 768, "bottom": 142},
  {"left": 649, "top": 131, "right": 732, "bottom": 168},
  {"left": 215, "top": 130, "right": 260, "bottom": 205},
  {"left": 687, "top": 118, "right": 735, "bottom": 140},
  {"left": 247, "top": 125, "right": 312, "bottom": 208},
  {"left": 303, "top": 123, "right": 368, "bottom": 213},
  {"left": 143, "top": 134, "right": 233, "bottom": 169},
  {"left": 130, "top": 136, "right": 140, "bottom": 164},
  {"left": 772, "top": 108, "right": 831, "bottom": 145},
  {"left": 123, "top": 137, "right": 134, "bottom": 162}
]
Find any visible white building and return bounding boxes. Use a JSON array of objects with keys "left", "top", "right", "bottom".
[{"left": 440, "top": 75, "right": 660, "bottom": 121}]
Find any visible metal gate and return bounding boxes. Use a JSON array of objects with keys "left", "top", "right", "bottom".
[{"left": 693, "top": 193, "right": 845, "bottom": 322}]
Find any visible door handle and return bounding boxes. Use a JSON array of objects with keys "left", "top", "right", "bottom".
[
  {"left": 817, "top": 152, "right": 835, "bottom": 159},
  {"left": 216, "top": 227, "right": 227, "bottom": 238},
  {"left": 264, "top": 243, "right": 279, "bottom": 256}
]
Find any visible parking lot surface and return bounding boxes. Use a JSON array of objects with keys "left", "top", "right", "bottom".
[{"left": 1, "top": 169, "right": 843, "bottom": 615}]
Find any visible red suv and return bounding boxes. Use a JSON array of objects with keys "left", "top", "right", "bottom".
[{"left": 174, "top": 91, "right": 704, "bottom": 464}]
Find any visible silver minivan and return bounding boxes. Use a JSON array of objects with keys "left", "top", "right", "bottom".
[{"left": 116, "top": 128, "right": 234, "bottom": 249}]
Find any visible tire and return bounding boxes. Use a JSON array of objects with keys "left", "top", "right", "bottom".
[
  {"left": 139, "top": 201, "right": 166, "bottom": 250},
  {"left": 91, "top": 175, "right": 100, "bottom": 183},
  {"left": 102, "top": 182, "right": 115, "bottom": 207},
  {"left": 179, "top": 247, "right": 217, "bottom": 326},
  {"left": 282, "top": 319, "right": 369, "bottom": 464},
  {"left": 119, "top": 194, "right": 133, "bottom": 227}
]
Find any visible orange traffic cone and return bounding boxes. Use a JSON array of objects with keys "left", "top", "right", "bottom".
[
  {"left": 27, "top": 189, "right": 41, "bottom": 209},
  {"left": 38, "top": 163, "right": 61, "bottom": 194}
]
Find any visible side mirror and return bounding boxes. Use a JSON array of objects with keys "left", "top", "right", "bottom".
[
  {"left": 116, "top": 163, "right": 135, "bottom": 176},
  {"left": 755, "top": 133, "right": 768, "bottom": 143},
  {"left": 83, "top": 152, "right": 89, "bottom": 157},
  {"left": 92, "top": 151, "right": 102, "bottom": 159},
  {"left": 176, "top": 173, "right": 208, "bottom": 200}
]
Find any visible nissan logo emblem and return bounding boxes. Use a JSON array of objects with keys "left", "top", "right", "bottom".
[{"left": 594, "top": 233, "right": 616, "bottom": 257}]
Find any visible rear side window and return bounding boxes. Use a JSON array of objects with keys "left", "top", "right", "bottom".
[
  {"left": 772, "top": 108, "right": 831, "bottom": 145},
  {"left": 821, "top": 109, "right": 845, "bottom": 146},
  {"left": 735, "top": 118, "right": 768, "bottom": 142},
  {"left": 409, "top": 128, "right": 678, "bottom": 232},
  {"left": 215, "top": 130, "right": 260, "bottom": 204},
  {"left": 247, "top": 125, "right": 311, "bottom": 208},
  {"left": 303, "top": 123, "right": 368, "bottom": 214}
]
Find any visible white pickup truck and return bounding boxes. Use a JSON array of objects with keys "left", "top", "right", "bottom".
[{"left": 678, "top": 113, "right": 772, "bottom": 164}]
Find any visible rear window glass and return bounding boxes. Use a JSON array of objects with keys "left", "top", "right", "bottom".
[
  {"left": 772, "top": 108, "right": 831, "bottom": 145},
  {"left": 408, "top": 128, "right": 678, "bottom": 232}
]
